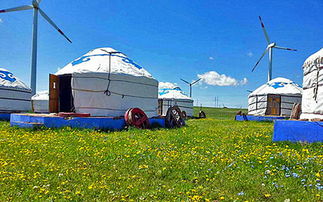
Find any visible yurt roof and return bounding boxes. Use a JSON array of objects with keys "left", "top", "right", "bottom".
[
  {"left": 249, "top": 77, "right": 302, "bottom": 96},
  {"left": 302, "top": 48, "right": 323, "bottom": 75},
  {"left": 32, "top": 91, "right": 49, "bottom": 101},
  {"left": 0, "top": 68, "right": 31, "bottom": 91},
  {"left": 56, "top": 47, "right": 153, "bottom": 78},
  {"left": 158, "top": 82, "right": 192, "bottom": 100}
]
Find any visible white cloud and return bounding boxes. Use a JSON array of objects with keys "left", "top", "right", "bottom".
[
  {"left": 159, "top": 81, "right": 178, "bottom": 89},
  {"left": 197, "top": 71, "right": 248, "bottom": 86},
  {"left": 199, "top": 86, "right": 208, "bottom": 89},
  {"left": 247, "top": 51, "right": 253, "bottom": 57},
  {"left": 0, "top": 18, "right": 3, "bottom": 23},
  {"left": 240, "top": 77, "right": 248, "bottom": 85},
  {"left": 209, "top": 56, "right": 214, "bottom": 60}
]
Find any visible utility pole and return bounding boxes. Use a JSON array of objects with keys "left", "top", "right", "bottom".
[
  {"left": 214, "top": 96, "right": 216, "bottom": 108},
  {"left": 214, "top": 96, "right": 219, "bottom": 108}
]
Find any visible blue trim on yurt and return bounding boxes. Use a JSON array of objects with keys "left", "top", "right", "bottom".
[
  {"left": 10, "top": 114, "right": 166, "bottom": 130},
  {"left": 235, "top": 115, "right": 286, "bottom": 122},
  {"left": 159, "top": 87, "right": 189, "bottom": 97},
  {"left": 0, "top": 70, "right": 16, "bottom": 82},
  {"left": 0, "top": 113, "right": 10, "bottom": 121},
  {"left": 273, "top": 120, "right": 323, "bottom": 143},
  {"left": 71, "top": 54, "right": 143, "bottom": 69}
]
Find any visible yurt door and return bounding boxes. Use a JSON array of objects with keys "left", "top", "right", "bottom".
[
  {"left": 267, "top": 94, "right": 281, "bottom": 115},
  {"left": 58, "top": 74, "right": 73, "bottom": 112},
  {"left": 49, "top": 74, "right": 59, "bottom": 113}
]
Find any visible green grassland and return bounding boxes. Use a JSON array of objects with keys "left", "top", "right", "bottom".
[
  {"left": 0, "top": 108, "right": 322, "bottom": 201},
  {"left": 193, "top": 107, "right": 247, "bottom": 119}
]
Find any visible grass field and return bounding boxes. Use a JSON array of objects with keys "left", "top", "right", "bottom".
[
  {"left": 0, "top": 108, "right": 321, "bottom": 201},
  {"left": 193, "top": 107, "right": 247, "bottom": 120}
]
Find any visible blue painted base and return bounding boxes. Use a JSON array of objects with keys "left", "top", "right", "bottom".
[
  {"left": 273, "top": 120, "right": 323, "bottom": 143},
  {"left": 10, "top": 114, "right": 166, "bottom": 130},
  {"left": 0, "top": 113, "right": 10, "bottom": 121},
  {"left": 235, "top": 115, "right": 286, "bottom": 122}
]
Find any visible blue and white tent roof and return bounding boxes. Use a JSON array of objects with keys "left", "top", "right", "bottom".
[
  {"left": 56, "top": 47, "right": 153, "bottom": 78},
  {"left": 0, "top": 68, "right": 31, "bottom": 91},
  {"left": 158, "top": 82, "right": 192, "bottom": 100},
  {"left": 249, "top": 77, "right": 302, "bottom": 96}
]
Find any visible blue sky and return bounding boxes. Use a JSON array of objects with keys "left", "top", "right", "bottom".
[{"left": 0, "top": 0, "right": 322, "bottom": 108}]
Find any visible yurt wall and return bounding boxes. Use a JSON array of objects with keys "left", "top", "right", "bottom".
[
  {"left": 158, "top": 98, "right": 194, "bottom": 116},
  {"left": 71, "top": 72, "right": 158, "bottom": 117},
  {"left": 32, "top": 91, "right": 49, "bottom": 113},
  {"left": 0, "top": 68, "right": 32, "bottom": 112},
  {"left": 300, "top": 48, "right": 323, "bottom": 119}
]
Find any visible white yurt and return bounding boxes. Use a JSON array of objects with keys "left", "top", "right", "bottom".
[
  {"left": 32, "top": 91, "right": 49, "bottom": 113},
  {"left": 53, "top": 47, "right": 158, "bottom": 117},
  {"left": 300, "top": 48, "right": 323, "bottom": 120},
  {"left": 0, "top": 68, "right": 32, "bottom": 112},
  {"left": 158, "top": 82, "right": 193, "bottom": 116},
  {"left": 248, "top": 77, "right": 302, "bottom": 116}
]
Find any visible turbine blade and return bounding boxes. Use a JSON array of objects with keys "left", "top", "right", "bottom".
[
  {"left": 274, "top": 45, "right": 297, "bottom": 51},
  {"left": 38, "top": 8, "right": 72, "bottom": 43},
  {"left": 32, "top": 0, "right": 42, "bottom": 6},
  {"left": 252, "top": 48, "right": 268, "bottom": 72},
  {"left": 258, "top": 16, "right": 270, "bottom": 44},
  {"left": 0, "top": 5, "right": 33, "bottom": 13},
  {"left": 180, "top": 79, "right": 190, "bottom": 84},
  {"left": 191, "top": 78, "right": 201, "bottom": 85},
  {"left": 32, "top": 0, "right": 38, "bottom": 6}
]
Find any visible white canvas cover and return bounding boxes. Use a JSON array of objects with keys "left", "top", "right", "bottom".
[
  {"left": 158, "top": 82, "right": 193, "bottom": 116},
  {"left": 300, "top": 48, "right": 323, "bottom": 119},
  {"left": 32, "top": 91, "right": 49, "bottom": 113},
  {"left": 248, "top": 77, "right": 302, "bottom": 116},
  {"left": 0, "top": 68, "right": 31, "bottom": 112},
  {"left": 56, "top": 47, "right": 158, "bottom": 117}
]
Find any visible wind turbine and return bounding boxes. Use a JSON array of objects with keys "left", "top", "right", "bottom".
[
  {"left": 252, "top": 16, "right": 297, "bottom": 82},
  {"left": 180, "top": 78, "right": 201, "bottom": 97},
  {"left": 0, "top": 0, "right": 72, "bottom": 95}
]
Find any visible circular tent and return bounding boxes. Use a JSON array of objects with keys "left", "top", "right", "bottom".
[
  {"left": 0, "top": 68, "right": 32, "bottom": 112},
  {"left": 54, "top": 47, "right": 158, "bottom": 117},
  {"left": 248, "top": 77, "right": 302, "bottom": 116},
  {"left": 32, "top": 91, "right": 49, "bottom": 113},
  {"left": 300, "top": 48, "right": 323, "bottom": 120},
  {"left": 158, "top": 82, "right": 193, "bottom": 116}
]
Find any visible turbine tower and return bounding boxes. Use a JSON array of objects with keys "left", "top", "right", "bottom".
[
  {"left": 180, "top": 78, "right": 201, "bottom": 97},
  {"left": 0, "top": 0, "right": 72, "bottom": 95},
  {"left": 252, "top": 16, "right": 297, "bottom": 82}
]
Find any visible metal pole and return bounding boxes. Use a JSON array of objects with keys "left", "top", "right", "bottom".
[
  {"left": 30, "top": 8, "right": 38, "bottom": 95},
  {"left": 268, "top": 48, "right": 273, "bottom": 81},
  {"left": 217, "top": 97, "right": 219, "bottom": 108},
  {"left": 190, "top": 84, "right": 192, "bottom": 97}
]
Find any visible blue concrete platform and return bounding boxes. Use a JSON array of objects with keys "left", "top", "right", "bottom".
[
  {"left": 273, "top": 120, "right": 323, "bottom": 143},
  {"left": 10, "top": 114, "right": 166, "bottom": 130},
  {"left": 0, "top": 113, "right": 10, "bottom": 121},
  {"left": 235, "top": 115, "right": 286, "bottom": 122}
]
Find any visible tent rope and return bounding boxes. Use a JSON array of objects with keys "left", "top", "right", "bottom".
[
  {"left": 313, "top": 64, "right": 320, "bottom": 102},
  {"left": 104, "top": 51, "right": 125, "bottom": 98},
  {"left": 104, "top": 54, "right": 112, "bottom": 96}
]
